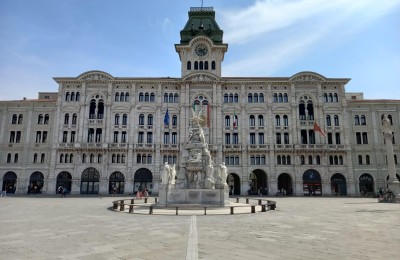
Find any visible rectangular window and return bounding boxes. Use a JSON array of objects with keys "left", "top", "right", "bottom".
[
  {"left": 284, "top": 133, "right": 289, "bottom": 144},
  {"left": 9, "top": 131, "right": 15, "bottom": 143},
  {"left": 225, "top": 133, "right": 231, "bottom": 144},
  {"left": 70, "top": 131, "right": 76, "bottom": 143},
  {"left": 164, "top": 133, "right": 170, "bottom": 144},
  {"left": 259, "top": 133, "right": 264, "bottom": 144},
  {"left": 276, "top": 133, "right": 281, "bottom": 144},
  {"left": 172, "top": 133, "right": 177, "bottom": 144},
  {"left": 121, "top": 131, "right": 127, "bottom": 143},
  {"left": 327, "top": 133, "right": 333, "bottom": 144},
  {"left": 233, "top": 133, "right": 239, "bottom": 144},
  {"left": 335, "top": 133, "right": 341, "bottom": 144},
  {"left": 147, "top": 132, "right": 153, "bottom": 143},
  {"left": 138, "top": 132, "right": 144, "bottom": 143},
  {"left": 63, "top": 131, "right": 68, "bottom": 143},
  {"left": 362, "top": 132, "right": 368, "bottom": 144},
  {"left": 42, "top": 131, "right": 48, "bottom": 143},
  {"left": 249, "top": 133, "right": 256, "bottom": 144}
]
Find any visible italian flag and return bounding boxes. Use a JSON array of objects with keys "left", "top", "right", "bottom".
[{"left": 233, "top": 109, "right": 237, "bottom": 127}]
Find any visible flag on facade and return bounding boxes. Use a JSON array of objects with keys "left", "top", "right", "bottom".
[
  {"left": 233, "top": 109, "right": 237, "bottom": 127},
  {"left": 164, "top": 108, "right": 169, "bottom": 125},
  {"left": 313, "top": 121, "right": 326, "bottom": 137}
]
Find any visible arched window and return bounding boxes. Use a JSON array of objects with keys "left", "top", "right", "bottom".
[
  {"left": 339, "top": 156, "right": 343, "bottom": 165},
  {"left": 114, "top": 114, "right": 120, "bottom": 125},
  {"left": 82, "top": 153, "right": 87, "bottom": 163},
  {"left": 283, "top": 93, "right": 288, "bottom": 102},
  {"left": 174, "top": 93, "right": 179, "bottom": 103},
  {"left": 147, "top": 114, "right": 153, "bottom": 125},
  {"left": 64, "top": 114, "right": 69, "bottom": 125},
  {"left": 316, "top": 155, "right": 320, "bottom": 165},
  {"left": 18, "top": 114, "right": 23, "bottom": 124},
  {"left": 164, "top": 93, "right": 169, "bottom": 103},
  {"left": 41, "top": 153, "right": 45, "bottom": 163},
  {"left": 169, "top": 93, "right": 173, "bottom": 103},
  {"left": 360, "top": 115, "right": 366, "bottom": 125},
  {"left": 248, "top": 94, "right": 253, "bottom": 103},
  {"left": 249, "top": 115, "right": 255, "bottom": 127},
  {"left": 115, "top": 92, "right": 119, "bottom": 101},
  {"left": 229, "top": 94, "right": 233, "bottom": 103},
  {"left": 65, "top": 92, "right": 70, "bottom": 101},
  {"left": 253, "top": 93, "right": 258, "bottom": 103},
  {"left": 172, "top": 115, "right": 178, "bottom": 126},
  {"left": 258, "top": 115, "right": 264, "bottom": 126},
  {"left": 60, "top": 154, "right": 64, "bottom": 163},
  {"left": 323, "top": 93, "right": 328, "bottom": 102},
  {"left": 90, "top": 154, "right": 94, "bottom": 163},
  {"left": 334, "top": 93, "right": 338, "bottom": 102},
  {"left": 11, "top": 114, "right": 17, "bottom": 124},
  {"left": 283, "top": 115, "right": 288, "bottom": 126},
  {"left": 326, "top": 115, "right": 331, "bottom": 126},
  {"left": 144, "top": 93, "right": 149, "bottom": 102},
  {"left": 273, "top": 93, "right": 278, "bottom": 103},
  {"left": 44, "top": 114, "right": 49, "bottom": 124},
  {"left": 277, "top": 155, "right": 281, "bottom": 165},
  {"left": 234, "top": 94, "right": 239, "bottom": 103},
  {"left": 149, "top": 93, "right": 154, "bottom": 102},
  {"left": 211, "top": 61, "right": 216, "bottom": 70},
  {"left": 72, "top": 114, "right": 77, "bottom": 125},
  {"left": 33, "top": 153, "right": 38, "bottom": 163},
  {"left": 187, "top": 61, "right": 191, "bottom": 70},
  {"left": 354, "top": 115, "right": 360, "bottom": 125},
  {"left": 287, "top": 155, "right": 291, "bottom": 165},
  {"left": 139, "top": 92, "right": 144, "bottom": 102},
  {"left": 139, "top": 114, "right": 144, "bottom": 125},
  {"left": 70, "top": 92, "right": 75, "bottom": 101},
  {"left": 334, "top": 155, "right": 338, "bottom": 165},
  {"left": 329, "top": 156, "right": 334, "bottom": 165},
  {"left": 194, "top": 61, "right": 199, "bottom": 70},
  {"left": 204, "top": 61, "right": 209, "bottom": 70},
  {"left": 120, "top": 92, "right": 125, "bottom": 102},
  {"left": 76, "top": 92, "right": 80, "bottom": 101},
  {"left": 7, "top": 153, "right": 11, "bottom": 163},
  {"left": 223, "top": 94, "right": 228, "bottom": 103},
  {"left": 199, "top": 61, "right": 203, "bottom": 70},
  {"left": 278, "top": 93, "right": 283, "bottom": 103},
  {"left": 334, "top": 115, "right": 339, "bottom": 126},
  {"left": 125, "top": 92, "right": 130, "bottom": 101},
  {"left": 225, "top": 115, "right": 230, "bottom": 127},
  {"left": 122, "top": 114, "right": 128, "bottom": 125},
  {"left": 259, "top": 93, "right": 264, "bottom": 103},
  {"left": 329, "top": 93, "right": 333, "bottom": 102},
  {"left": 275, "top": 115, "right": 281, "bottom": 126},
  {"left": 358, "top": 155, "right": 363, "bottom": 165},
  {"left": 308, "top": 155, "right": 313, "bottom": 164},
  {"left": 37, "top": 114, "right": 43, "bottom": 124},
  {"left": 301, "top": 155, "right": 305, "bottom": 165}
]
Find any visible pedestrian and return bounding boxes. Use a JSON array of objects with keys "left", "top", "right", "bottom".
[
  {"left": 144, "top": 187, "right": 149, "bottom": 198},
  {"left": 62, "top": 187, "right": 67, "bottom": 197},
  {"left": 58, "top": 186, "right": 63, "bottom": 197},
  {"left": 0, "top": 189, "right": 6, "bottom": 197},
  {"left": 112, "top": 186, "right": 116, "bottom": 196}
]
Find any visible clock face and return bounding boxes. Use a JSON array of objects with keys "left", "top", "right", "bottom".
[{"left": 195, "top": 44, "right": 208, "bottom": 57}]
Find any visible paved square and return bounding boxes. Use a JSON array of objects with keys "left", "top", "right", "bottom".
[{"left": 0, "top": 196, "right": 399, "bottom": 259}]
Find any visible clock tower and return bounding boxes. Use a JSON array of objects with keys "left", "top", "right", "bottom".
[{"left": 175, "top": 7, "right": 228, "bottom": 78}]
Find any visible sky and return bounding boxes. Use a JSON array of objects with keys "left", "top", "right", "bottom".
[{"left": 0, "top": 0, "right": 399, "bottom": 100}]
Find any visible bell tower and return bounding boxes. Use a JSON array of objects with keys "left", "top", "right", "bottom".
[{"left": 175, "top": 7, "right": 228, "bottom": 78}]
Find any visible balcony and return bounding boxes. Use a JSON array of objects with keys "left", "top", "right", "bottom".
[
  {"left": 247, "top": 144, "right": 269, "bottom": 150},
  {"left": 223, "top": 144, "right": 242, "bottom": 151},
  {"left": 88, "top": 119, "right": 103, "bottom": 124}
]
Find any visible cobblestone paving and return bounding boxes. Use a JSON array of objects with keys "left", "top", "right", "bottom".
[{"left": 0, "top": 196, "right": 399, "bottom": 260}]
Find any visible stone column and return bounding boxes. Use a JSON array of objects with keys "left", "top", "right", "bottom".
[{"left": 382, "top": 115, "right": 399, "bottom": 197}]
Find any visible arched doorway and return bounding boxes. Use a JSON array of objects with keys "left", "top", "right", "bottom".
[
  {"left": 359, "top": 173, "right": 374, "bottom": 196},
  {"left": 277, "top": 173, "right": 292, "bottom": 196},
  {"left": 330, "top": 173, "right": 347, "bottom": 196},
  {"left": 303, "top": 169, "right": 322, "bottom": 196},
  {"left": 134, "top": 168, "right": 153, "bottom": 194},
  {"left": 56, "top": 172, "right": 72, "bottom": 194},
  {"left": 249, "top": 169, "right": 267, "bottom": 195},
  {"left": 227, "top": 173, "right": 241, "bottom": 195},
  {"left": 29, "top": 172, "right": 44, "bottom": 194},
  {"left": 2, "top": 172, "right": 17, "bottom": 193},
  {"left": 81, "top": 168, "right": 100, "bottom": 194},
  {"left": 109, "top": 172, "right": 125, "bottom": 194}
]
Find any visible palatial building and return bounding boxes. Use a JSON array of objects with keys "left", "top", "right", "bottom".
[{"left": 1, "top": 7, "right": 399, "bottom": 196}]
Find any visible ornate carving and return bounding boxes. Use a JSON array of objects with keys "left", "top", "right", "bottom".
[
  {"left": 290, "top": 72, "right": 325, "bottom": 83},
  {"left": 184, "top": 73, "right": 219, "bottom": 82},
  {"left": 78, "top": 71, "right": 114, "bottom": 81}
]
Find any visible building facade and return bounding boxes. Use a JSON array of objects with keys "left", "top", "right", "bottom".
[{"left": 1, "top": 7, "right": 399, "bottom": 196}]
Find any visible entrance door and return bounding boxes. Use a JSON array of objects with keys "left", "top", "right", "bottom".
[
  {"left": 277, "top": 173, "right": 292, "bottom": 196},
  {"left": 134, "top": 168, "right": 153, "bottom": 194},
  {"left": 330, "top": 173, "right": 347, "bottom": 196},
  {"left": 359, "top": 173, "right": 374, "bottom": 196},
  {"left": 227, "top": 173, "right": 241, "bottom": 195},
  {"left": 249, "top": 169, "right": 267, "bottom": 195},
  {"left": 29, "top": 172, "right": 44, "bottom": 194},
  {"left": 109, "top": 172, "right": 125, "bottom": 194},
  {"left": 56, "top": 172, "right": 72, "bottom": 194},
  {"left": 81, "top": 168, "right": 100, "bottom": 194},
  {"left": 2, "top": 172, "right": 17, "bottom": 193},
  {"left": 303, "top": 169, "right": 322, "bottom": 196}
]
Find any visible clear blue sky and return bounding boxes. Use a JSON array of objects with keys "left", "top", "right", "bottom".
[{"left": 0, "top": 0, "right": 399, "bottom": 100}]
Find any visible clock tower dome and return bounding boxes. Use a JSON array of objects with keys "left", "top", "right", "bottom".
[{"left": 175, "top": 7, "right": 228, "bottom": 78}]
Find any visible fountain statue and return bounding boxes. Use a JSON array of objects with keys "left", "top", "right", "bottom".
[{"left": 158, "top": 106, "right": 230, "bottom": 206}]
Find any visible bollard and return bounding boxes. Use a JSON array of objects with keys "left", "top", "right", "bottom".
[
  {"left": 204, "top": 207, "right": 207, "bottom": 215},
  {"left": 236, "top": 198, "right": 239, "bottom": 203},
  {"left": 129, "top": 205, "right": 134, "bottom": 213},
  {"left": 270, "top": 203, "right": 276, "bottom": 210},
  {"left": 246, "top": 198, "right": 249, "bottom": 204},
  {"left": 113, "top": 202, "right": 118, "bottom": 210},
  {"left": 131, "top": 199, "right": 134, "bottom": 204},
  {"left": 119, "top": 201, "right": 125, "bottom": 211},
  {"left": 261, "top": 204, "right": 266, "bottom": 212},
  {"left": 230, "top": 207, "right": 234, "bottom": 215},
  {"left": 251, "top": 205, "right": 255, "bottom": 213},
  {"left": 258, "top": 199, "right": 262, "bottom": 205},
  {"left": 155, "top": 197, "right": 158, "bottom": 203},
  {"left": 176, "top": 207, "right": 179, "bottom": 215},
  {"left": 149, "top": 206, "right": 153, "bottom": 215},
  {"left": 144, "top": 198, "right": 148, "bottom": 203}
]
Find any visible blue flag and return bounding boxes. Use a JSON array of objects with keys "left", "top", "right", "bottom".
[{"left": 164, "top": 108, "right": 170, "bottom": 125}]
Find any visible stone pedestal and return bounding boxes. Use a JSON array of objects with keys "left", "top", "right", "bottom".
[
  {"left": 388, "top": 181, "right": 400, "bottom": 197},
  {"left": 158, "top": 186, "right": 229, "bottom": 207}
]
